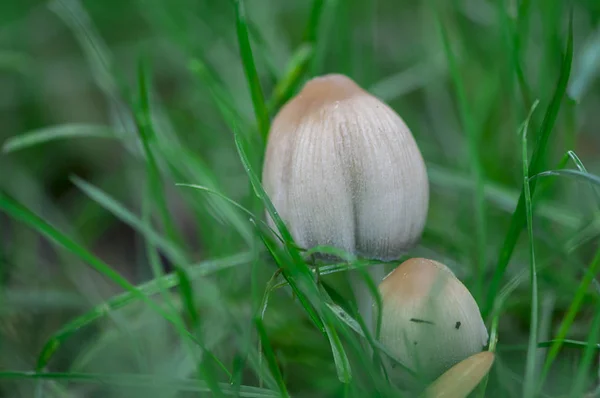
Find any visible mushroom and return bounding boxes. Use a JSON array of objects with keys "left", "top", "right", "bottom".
[
  {"left": 262, "top": 74, "right": 429, "bottom": 325},
  {"left": 378, "top": 258, "right": 488, "bottom": 383},
  {"left": 423, "top": 351, "right": 495, "bottom": 398}
]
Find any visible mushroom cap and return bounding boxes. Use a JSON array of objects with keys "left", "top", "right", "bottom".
[
  {"left": 379, "top": 258, "right": 488, "bottom": 382},
  {"left": 262, "top": 74, "right": 429, "bottom": 261}
]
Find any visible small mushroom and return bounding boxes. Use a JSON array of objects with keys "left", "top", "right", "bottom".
[
  {"left": 262, "top": 74, "right": 429, "bottom": 326},
  {"left": 262, "top": 74, "right": 429, "bottom": 261},
  {"left": 379, "top": 258, "right": 488, "bottom": 383},
  {"left": 422, "top": 351, "right": 495, "bottom": 398}
]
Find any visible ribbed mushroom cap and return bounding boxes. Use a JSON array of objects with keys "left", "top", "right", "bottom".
[
  {"left": 379, "top": 258, "right": 488, "bottom": 382},
  {"left": 262, "top": 74, "right": 429, "bottom": 260}
]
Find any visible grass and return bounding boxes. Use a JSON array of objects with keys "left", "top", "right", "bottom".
[{"left": 2, "top": 0, "right": 600, "bottom": 397}]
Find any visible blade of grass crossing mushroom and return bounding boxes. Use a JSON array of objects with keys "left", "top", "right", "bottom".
[
  {"left": 176, "top": 183, "right": 283, "bottom": 242},
  {"left": 35, "top": 253, "right": 252, "bottom": 369},
  {"left": 2, "top": 124, "right": 118, "bottom": 153},
  {"left": 434, "top": 6, "right": 487, "bottom": 300},
  {"left": 322, "top": 315, "right": 352, "bottom": 383},
  {"left": 233, "top": 128, "right": 325, "bottom": 329},
  {"left": 484, "top": 13, "right": 573, "bottom": 318},
  {"left": 255, "top": 224, "right": 353, "bottom": 384},
  {"left": 233, "top": 0, "right": 270, "bottom": 142},
  {"left": 521, "top": 101, "right": 540, "bottom": 398},
  {"left": 570, "top": 305, "right": 600, "bottom": 397},
  {"left": 253, "top": 223, "right": 324, "bottom": 332},
  {"left": 254, "top": 318, "right": 290, "bottom": 398},
  {"left": 325, "top": 302, "right": 415, "bottom": 376}
]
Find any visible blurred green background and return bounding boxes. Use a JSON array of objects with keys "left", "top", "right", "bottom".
[{"left": 2, "top": 0, "right": 600, "bottom": 397}]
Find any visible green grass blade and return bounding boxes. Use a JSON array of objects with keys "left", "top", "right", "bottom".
[
  {"left": 483, "top": 13, "right": 573, "bottom": 317},
  {"left": 253, "top": 224, "right": 324, "bottom": 332},
  {"left": 532, "top": 169, "right": 600, "bottom": 187},
  {"left": 35, "top": 252, "right": 252, "bottom": 370},
  {"left": 322, "top": 314, "right": 352, "bottom": 383},
  {"left": 497, "top": 0, "right": 533, "bottom": 111},
  {"left": 267, "top": 44, "right": 314, "bottom": 113},
  {"left": 324, "top": 302, "right": 415, "bottom": 377},
  {"left": 134, "top": 57, "right": 184, "bottom": 249},
  {"left": 303, "top": 0, "right": 325, "bottom": 43},
  {"left": 2, "top": 124, "right": 118, "bottom": 153},
  {"left": 566, "top": 151, "right": 600, "bottom": 205},
  {"left": 521, "top": 101, "right": 540, "bottom": 398},
  {"left": 434, "top": 6, "right": 487, "bottom": 299},
  {"left": 570, "top": 304, "right": 600, "bottom": 397},
  {"left": 176, "top": 183, "right": 281, "bottom": 241},
  {"left": 254, "top": 318, "right": 290, "bottom": 398},
  {"left": 501, "top": 339, "right": 600, "bottom": 351},
  {"left": 233, "top": 0, "right": 270, "bottom": 142},
  {"left": 232, "top": 127, "right": 324, "bottom": 329},
  {"left": 0, "top": 192, "right": 195, "bottom": 368},
  {"left": 0, "top": 372, "right": 278, "bottom": 397},
  {"left": 266, "top": 0, "right": 326, "bottom": 114},
  {"left": 538, "top": 248, "right": 600, "bottom": 386},
  {"left": 70, "top": 176, "right": 186, "bottom": 264},
  {"left": 132, "top": 63, "right": 211, "bottom": 389}
]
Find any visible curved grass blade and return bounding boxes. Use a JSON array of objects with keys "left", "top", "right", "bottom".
[
  {"left": 233, "top": 0, "right": 270, "bottom": 142},
  {"left": 35, "top": 252, "right": 252, "bottom": 370},
  {"left": 2, "top": 124, "right": 118, "bottom": 153},
  {"left": 483, "top": 12, "right": 574, "bottom": 317},
  {"left": 532, "top": 169, "right": 600, "bottom": 189},
  {"left": 176, "top": 183, "right": 283, "bottom": 243},
  {"left": 0, "top": 371, "right": 278, "bottom": 397}
]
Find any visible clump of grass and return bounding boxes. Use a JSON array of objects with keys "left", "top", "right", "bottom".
[{"left": 2, "top": 1, "right": 600, "bottom": 397}]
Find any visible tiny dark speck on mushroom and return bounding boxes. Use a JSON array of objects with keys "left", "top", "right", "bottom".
[
  {"left": 410, "top": 318, "right": 435, "bottom": 325},
  {"left": 455, "top": 321, "right": 461, "bottom": 330}
]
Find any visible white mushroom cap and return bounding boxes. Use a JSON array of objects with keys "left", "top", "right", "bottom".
[
  {"left": 379, "top": 258, "right": 488, "bottom": 382},
  {"left": 262, "top": 74, "right": 429, "bottom": 261}
]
